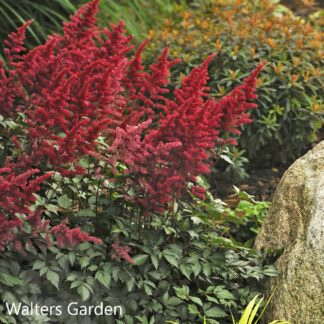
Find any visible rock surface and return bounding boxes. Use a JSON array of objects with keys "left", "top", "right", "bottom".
[{"left": 255, "top": 141, "right": 324, "bottom": 323}]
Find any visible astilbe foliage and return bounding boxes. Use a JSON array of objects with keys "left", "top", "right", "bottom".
[{"left": 0, "top": 0, "right": 263, "bottom": 251}]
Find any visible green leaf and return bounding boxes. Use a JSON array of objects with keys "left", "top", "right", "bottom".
[
  {"left": 133, "top": 254, "right": 149, "bottom": 266},
  {"left": 112, "top": 267, "right": 119, "bottom": 282},
  {"left": 205, "top": 306, "right": 227, "bottom": 318},
  {"left": 189, "top": 296, "right": 203, "bottom": 306},
  {"left": 78, "top": 284, "right": 90, "bottom": 302},
  {"left": 66, "top": 272, "right": 78, "bottom": 281},
  {"left": 148, "top": 271, "right": 161, "bottom": 280},
  {"left": 95, "top": 270, "right": 111, "bottom": 289},
  {"left": 217, "top": 289, "right": 236, "bottom": 300},
  {"left": 79, "top": 257, "right": 90, "bottom": 270},
  {"left": 203, "top": 263, "right": 212, "bottom": 276},
  {"left": 220, "top": 154, "right": 234, "bottom": 165},
  {"left": 70, "top": 280, "right": 82, "bottom": 289},
  {"left": 239, "top": 294, "right": 262, "bottom": 324},
  {"left": 144, "top": 283, "right": 153, "bottom": 295},
  {"left": 68, "top": 252, "right": 75, "bottom": 266},
  {"left": 174, "top": 286, "right": 189, "bottom": 300},
  {"left": 32, "top": 260, "right": 46, "bottom": 270},
  {"left": 180, "top": 264, "right": 191, "bottom": 279},
  {"left": 0, "top": 273, "right": 23, "bottom": 286},
  {"left": 151, "top": 254, "right": 159, "bottom": 270},
  {"left": 77, "top": 242, "right": 91, "bottom": 251},
  {"left": 46, "top": 270, "right": 59, "bottom": 289},
  {"left": 77, "top": 209, "right": 96, "bottom": 217},
  {"left": 192, "top": 263, "right": 202, "bottom": 277},
  {"left": 57, "top": 255, "right": 69, "bottom": 270},
  {"left": 45, "top": 204, "right": 59, "bottom": 214},
  {"left": 126, "top": 278, "right": 136, "bottom": 292},
  {"left": 57, "top": 195, "right": 72, "bottom": 208},
  {"left": 39, "top": 267, "right": 48, "bottom": 276},
  {"left": 163, "top": 254, "right": 179, "bottom": 268},
  {"left": 188, "top": 304, "right": 199, "bottom": 315},
  {"left": 167, "top": 297, "right": 183, "bottom": 307}
]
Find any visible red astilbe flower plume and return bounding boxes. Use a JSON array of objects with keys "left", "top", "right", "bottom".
[
  {"left": 216, "top": 62, "right": 265, "bottom": 145},
  {"left": 0, "top": 0, "right": 129, "bottom": 176},
  {"left": 4, "top": 20, "right": 32, "bottom": 66},
  {"left": 109, "top": 51, "right": 264, "bottom": 211},
  {"left": 63, "top": 0, "right": 99, "bottom": 40},
  {"left": 0, "top": 166, "right": 52, "bottom": 251},
  {"left": 111, "top": 240, "right": 135, "bottom": 264},
  {"left": 50, "top": 219, "right": 102, "bottom": 249}
]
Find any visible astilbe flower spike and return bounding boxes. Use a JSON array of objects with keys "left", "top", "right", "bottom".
[
  {"left": 0, "top": 166, "right": 52, "bottom": 250},
  {"left": 50, "top": 219, "right": 102, "bottom": 248},
  {"left": 111, "top": 240, "right": 135, "bottom": 264},
  {"left": 111, "top": 51, "right": 264, "bottom": 211}
]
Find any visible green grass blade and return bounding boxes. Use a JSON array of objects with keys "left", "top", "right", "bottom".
[
  {"left": 248, "top": 296, "right": 264, "bottom": 324},
  {"left": 0, "top": 1, "right": 40, "bottom": 43},
  {"left": 255, "top": 286, "right": 278, "bottom": 324},
  {"left": 238, "top": 294, "right": 260, "bottom": 324}
]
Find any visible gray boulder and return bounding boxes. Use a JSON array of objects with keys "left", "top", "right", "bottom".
[{"left": 255, "top": 141, "right": 324, "bottom": 323}]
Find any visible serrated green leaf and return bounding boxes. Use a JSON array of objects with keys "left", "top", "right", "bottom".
[
  {"left": 0, "top": 273, "right": 23, "bottom": 287},
  {"left": 95, "top": 270, "right": 111, "bottom": 289},
  {"left": 68, "top": 252, "right": 75, "bottom": 266},
  {"left": 188, "top": 303, "right": 199, "bottom": 315},
  {"left": 78, "top": 284, "right": 90, "bottom": 301},
  {"left": 192, "top": 263, "right": 202, "bottom": 277},
  {"left": 167, "top": 297, "right": 183, "bottom": 307},
  {"left": 79, "top": 257, "right": 90, "bottom": 270},
  {"left": 151, "top": 254, "right": 159, "bottom": 270},
  {"left": 189, "top": 296, "right": 203, "bottom": 306},
  {"left": 46, "top": 270, "right": 59, "bottom": 289},
  {"left": 205, "top": 306, "right": 228, "bottom": 318},
  {"left": 133, "top": 254, "right": 149, "bottom": 266},
  {"left": 57, "top": 195, "right": 72, "bottom": 208},
  {"left": 126, "top": 278, "right": 136, "bottom": 292},
  {"left": 180, "top": 264, "right": 191, "bottom": 279},
  {"left": 174, "top": 286, "right": 189, "bottom": 300},
  {"left": 32, "top": 260, "right": 46, "bottom": 270},
  {"left": 163, "top": 254, "right": 178, "bottom": 268}
]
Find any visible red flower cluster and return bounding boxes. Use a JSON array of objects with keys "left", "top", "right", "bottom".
[
  {"left": 111, "top": 240, "right": 135, "bottom": 264},
  {"left": 0, "top": 0, "right": 130, "bottom": 176},
  {"left": 0, "top": 0, "right": 263, "bottom": 250},
  {"left": 111, "top": 51, "right": 264, "bottom": 211},
  {"left": 0, "top": 166, "right": 52, "bottom": 250},
  {"left": 50, "top": 219, "right": 102, "bottom": 248}
]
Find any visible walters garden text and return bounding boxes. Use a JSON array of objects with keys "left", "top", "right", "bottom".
[{"left": 5, "top": 302, "right": 123, "bottom": 317}]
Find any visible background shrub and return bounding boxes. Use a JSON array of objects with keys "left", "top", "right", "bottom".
[{"left": 147, "top": 0, "right": 324, "bottom": 167}]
